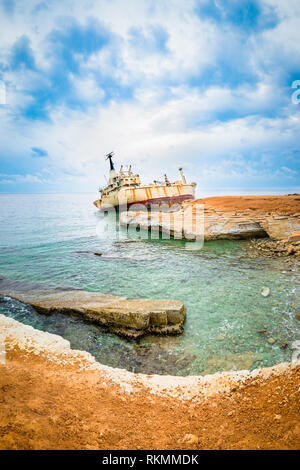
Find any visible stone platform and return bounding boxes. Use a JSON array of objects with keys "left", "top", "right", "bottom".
[{"left": 0, "top": 278, "right": 185, "bottom": 339}]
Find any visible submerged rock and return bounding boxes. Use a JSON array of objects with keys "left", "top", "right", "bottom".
[
  {"left": 261, "top": 287, "right": 270, "bottom": 297},
  {"left": 216, "top": 333, "right": 226, "bottom": 341},
  {"left": 74, "top": 251, "right": 103, "bottom": 257},
  {"left": 203, "top": 352, "right": 262, "bottom": 375},
  {"left": 0, "top": 278, "right": 185, "bottom": 339}
]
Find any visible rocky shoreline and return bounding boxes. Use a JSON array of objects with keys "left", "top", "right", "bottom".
[
  {"left": 1, "top": 315, "right": 299, "bottom": 450},
  {"left": 246, "top": 235, "right": 300, "bottom": 258},
  {"left": 120, "top": 195, "right": 300, "bottom": 241},
  {"left": 1, "top": 195, "right": 299, "bottom": 449}
]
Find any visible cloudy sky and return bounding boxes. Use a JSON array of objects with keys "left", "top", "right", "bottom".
[{"left": 0, "top": 0, "right": 299, "bottom": 195}]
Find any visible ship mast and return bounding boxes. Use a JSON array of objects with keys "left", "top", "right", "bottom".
[
  {"left": 106, "top": 151, "right": 117, "bottom": 183},
  {"left": 106, "top": 152, "right": 115, "bottom": 171}
]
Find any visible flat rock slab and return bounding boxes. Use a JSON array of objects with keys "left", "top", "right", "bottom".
[{"left": 0, "top": 278, "right": 185, "bottom": 339}]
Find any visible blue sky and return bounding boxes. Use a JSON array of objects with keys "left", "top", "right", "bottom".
[{"left": 0, "top": 0, "right": 299, "bottom": 194}]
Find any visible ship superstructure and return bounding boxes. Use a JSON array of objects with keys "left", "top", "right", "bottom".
[{"left": 93, "top": 152, "right": 196, "bottom": 210}]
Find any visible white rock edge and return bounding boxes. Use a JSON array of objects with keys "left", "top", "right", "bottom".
[{"left": 0, "top": 314, "right": 298, "bottom": 401}]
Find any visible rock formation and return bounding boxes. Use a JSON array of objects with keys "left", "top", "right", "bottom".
[
  {"left": 120, "top": 195, "right": 300, "bottom": 241},
  {"left": 247, "top": 235, "right": 300, "bottom": 257},
  {"left": 0, "top": 278, "right": 185, "bottom": 339},
  {"left": 1, "top": 313, "right": 299, "bottom": 402}
]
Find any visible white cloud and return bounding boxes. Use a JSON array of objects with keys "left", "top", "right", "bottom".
[
  {"left": 0, "top": 173, "right": 45, "bottom": 184},
  {"left": 0, "top": 0, "right": 299, "bottom": 193},
  {"left": 1, "top": 85, "right": 298, "bottom": 190},
  {"left": 70, "top": 75, "right": 105, "bottom": 103}
]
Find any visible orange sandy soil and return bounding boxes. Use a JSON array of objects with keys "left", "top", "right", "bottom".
[
  {"left": 0, "top": 348, "right": 299, "bottom": 450},
  {"left": 187, "top": 195, "right": 300, "bottom": 215}
]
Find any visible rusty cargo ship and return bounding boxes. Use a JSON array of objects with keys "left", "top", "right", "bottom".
[{"left": 93, "top": 152, "right": 196, "bottom": 211}]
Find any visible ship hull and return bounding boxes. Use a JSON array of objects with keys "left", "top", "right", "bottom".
[{"left": 94, "top": 184, "right": 195, "bottom": 211}]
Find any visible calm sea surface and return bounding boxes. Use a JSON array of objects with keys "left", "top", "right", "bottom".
[{"left": 0, "top": 193, "right": 299, "bottom": 375}]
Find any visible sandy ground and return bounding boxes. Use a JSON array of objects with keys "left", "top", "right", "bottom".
[
  {"left": 1, "top": 346, "right": 299, "bottom": 450},
  {"left": 187, "top": 195, "right": 300, "bottom": 215}
]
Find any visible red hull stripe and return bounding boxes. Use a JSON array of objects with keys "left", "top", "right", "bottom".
[
  {"left": 98, "top": 194, "right": 195, "bottom": 211},
  {"left": 127, "top": 194, "right": 194, "bottom": 207}
]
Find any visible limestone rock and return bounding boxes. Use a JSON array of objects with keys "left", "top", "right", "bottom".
[
  {"left": 289, "top": 231, "right": 300, "bottom": 242},
  {"left": 0, "top": 278, "right": 185, "bottom": 339},
  {"left": 120, "top": 196, "right": 300, "bottom": 242},
  {"left": 247, "top": 238, "right": 300, "bottom": 257}
]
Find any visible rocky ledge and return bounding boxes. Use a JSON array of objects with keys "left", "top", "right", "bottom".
[
  {"left": 120, "top": 195, "right": 300, "bottom": 242},
  {"left": 0, "top": 278, "right": 185, "bottom": 339}
]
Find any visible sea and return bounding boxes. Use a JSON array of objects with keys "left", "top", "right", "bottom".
[{"left": 0, "top": 193, "right": 299, "bottom": 376}]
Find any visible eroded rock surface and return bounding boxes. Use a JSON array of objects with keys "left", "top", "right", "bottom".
[
  {"left": 120, "top": 195, "right": 300, "bottom": 241},
  {"left": 0, "top": 278, "right": 185, "bottom": 338}
]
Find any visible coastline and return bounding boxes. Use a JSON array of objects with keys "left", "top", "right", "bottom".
[
  {"left": 120, "top": 195, "right": 300, "bottom": 242},
  {"left": 1, "top": 194, "right": 299, "bottom": 450}
]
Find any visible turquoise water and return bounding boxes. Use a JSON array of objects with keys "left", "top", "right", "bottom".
[{"left": 0, "top": 193, "right": 299, "bottom": 376}]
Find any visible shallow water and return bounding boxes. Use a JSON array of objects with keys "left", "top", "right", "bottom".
[{"left": 0, "top": 193, "right": 299, "bottom": 375}]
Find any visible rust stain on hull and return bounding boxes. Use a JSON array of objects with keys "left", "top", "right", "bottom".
[{"left": 95, "top": 155, "right": 196, "bottom": 211}]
